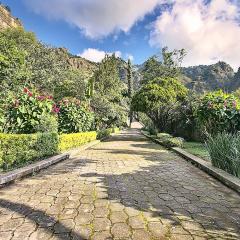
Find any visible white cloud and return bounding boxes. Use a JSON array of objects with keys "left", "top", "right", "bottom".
[
  {"left": 25, "top": 0, "right": 165, "bottom": 39},
  {"left": 79, "top": 48, "right": 121, "bottom": 62},
  {"left": 126, "top": 54, "right": 134, "bottom": 62},
  {"left": 150, "top": 0, "right": 240, "bottom": 70}
]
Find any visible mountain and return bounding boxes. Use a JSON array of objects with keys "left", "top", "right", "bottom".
[
  {"left": 0, "top": 4, "right": 22, "bottom": 29},
  {"left": 181, "top": 61, "right": 239, "bottom": 92}
]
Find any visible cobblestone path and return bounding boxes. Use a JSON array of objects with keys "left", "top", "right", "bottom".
[{"left": 0, "top": 128, "right": 240, "bottom": 240}]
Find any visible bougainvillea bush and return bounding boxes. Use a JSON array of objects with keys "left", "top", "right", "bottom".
[
  {"left": 195, "top": 90, "right": 240, "bottom": 134},
  {"left": 58, "top": 98, "right": 95, "bottom": 133},
  {"left": 3, "top": 88, "right": 58, "bottom": 134}
]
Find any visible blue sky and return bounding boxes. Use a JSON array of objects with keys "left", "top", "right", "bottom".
[
  {"left": 2, "top": 0, "right": 161, "bottom": 64},
  {"left": 2, "top": 0, "right": 240, "bottom": 69}
]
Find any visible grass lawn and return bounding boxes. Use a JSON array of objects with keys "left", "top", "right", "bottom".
[{"left": 183, "top": 141, "right": 210, "bottom": 162}]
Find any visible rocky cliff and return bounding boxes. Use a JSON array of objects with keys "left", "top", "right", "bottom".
[{"left": 0, "top": 5, "right": 22, "bottom": 29}]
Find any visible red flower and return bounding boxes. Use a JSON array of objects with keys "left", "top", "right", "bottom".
[
  {"left": 28, "top": 91, "right": 33, "bottom": 97},
  {"left": 23, "top": 87, "right": 29, "bottom": 93},
  {"left": 48, "top": 96, "right": 53, "bottom": 100}
]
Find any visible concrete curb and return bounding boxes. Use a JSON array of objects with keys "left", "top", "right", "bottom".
[
  {"left": 0, "top": 153, "right": 69, "bottom": 185},
  {"left": 141, "top": 131, "right": 240, "bottom": 194}
]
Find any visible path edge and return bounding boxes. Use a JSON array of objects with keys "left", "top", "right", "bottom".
[
  {"left": 0, "top": 132, "right": 118, "bottom": 186},
  {"left": 141, "top": 131, "right": 240, "bottom": 194}
]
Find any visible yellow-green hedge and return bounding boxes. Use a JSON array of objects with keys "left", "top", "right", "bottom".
[
  {"left": 0, "top": 128, "right": 120, "bottom": 171},
  {"left": 58, "top": 131, "right": 97, "bottom": 151},
  {"left": 0, "top": 133, "right": 59, "bottom": 170}
]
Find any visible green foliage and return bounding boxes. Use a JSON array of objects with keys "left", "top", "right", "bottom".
[
  {"left": 5, "top": 88, "right": 56, "bottom": 134},
  {"left": 97, "top": 128, "right": 120, "bottom": 139},
  {"left": 156, "top": 132, "right": 184, "bottom": 148},
  {"left": 35, "top": 114, "right": 58, "bottom": 133},
  {"left": 195, "top": 90, "right": 240, "bottom": 134},
  {"left": 165, "top": 93, "right": 201, "bottom": 141},
  {"left": 132, "top": 78, "right": 188, "bottom": 131},
  {"left": 94, "top": 54, "right": 124, "bottom": 101},
  {"left": 183, "top": 142, "right": 210, "bottom": 161},
  {"left": 0, "top": 29, "right": 30, "bottom": 94},
  {"left": 157, "top": 133, "right": 173, "bottom": 140},
  {"left": 0, "top": 132, "right": 59, "bottom": 171},
  {"left": 206, "top": 133, "right": 240, "bottom": 178},
  {"left": 91, "top": 54, "right": 127, "bottom": 129},
  {"left": 58, "top": 98, "right": 94, "bottom": 133},
  {"left": 58, "top": 131, "right": 97, "bottom": 151},
  {"left": 141, "top": 47, "right": 186, "bottom": 84}
]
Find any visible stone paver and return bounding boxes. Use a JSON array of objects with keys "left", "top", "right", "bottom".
[{"left": 0, "top": 126, "right": 240, "bottom": 239}]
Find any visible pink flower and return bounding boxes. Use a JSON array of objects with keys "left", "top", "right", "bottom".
[
  {"left": 14, "top": 100, "right": 19, "bottom": 108},
  {"left": 232, "top": 100, "right": 237, "bottom": 108},
  {"left": 47, "top": 96, "right": 53, "bottom": 100},
  {"left": 52, "top": 104, "right": 60, "bottom": 114},
  {"left": 28, "top": 91, "right": 33, "bottom": 97},
  {"left": 37, "top": 95, "right": 46, "bottom": 101}
]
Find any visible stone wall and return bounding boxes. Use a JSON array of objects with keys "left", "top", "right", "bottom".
[{"left": 0, "top": 5, "right": 22, "bottom": 29}]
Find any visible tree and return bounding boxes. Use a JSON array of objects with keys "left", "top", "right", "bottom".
[
  {"left": 141, "top": 47, "right": 186, "bottom": 84},
  {"left": 127, "top": 59, "right": 134, "bottom": 125},
  {"left": 91, "top": 54, "right": 127, "bottom": 128},
  {"left": 132, "top": 78, "right": 188, "bottom": 131}
]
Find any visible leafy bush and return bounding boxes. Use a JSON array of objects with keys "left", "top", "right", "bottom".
[
  {"left": 164, "top": 137, "right": 184, "bottom": 148},
  {"left": 157, "top": 133, "right": 173, "bottom": 140},
  {"left": 206, "top": 133, "right": 240, "bottom": 178},
  {"left": 5, "top": 88, "right": 57, "bottom": 134},
  {"left": 59, "top": 131, "right": 97, "bottom": 151},
  {"left": 58, "top": 98, "right": 94, "bottom": 133},
  {"left": 97, "top": 128, "right": 120, "bottom": 140},
  {"left": 35, "top": 114, "right": 58, "bottom": 133},
  {"left": 0, "top": 132, "right": 59, "bottom": 170},
  {"left": 196, "top": 90, "right": 240, "bottom": 134},
  {"left": 156, "top": 132, "right": 184, "bottom": 148},
  {"left": 132, "top": 78, "right": 188, "bottom": 131}
]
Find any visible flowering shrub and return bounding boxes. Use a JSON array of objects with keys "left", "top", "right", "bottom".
[
  {"left": 195, "top": 90, "right": 240, "bottom": 134},
  {"left": 5, "top": 88, "right": 58, "bottom": 134},
  {"left": 58, "top": 98, "right": 95, "bottom": 133}
]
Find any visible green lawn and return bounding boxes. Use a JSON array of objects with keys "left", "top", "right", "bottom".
[{"left": 183, "top": 142, "right": 210, "bottom": 161}]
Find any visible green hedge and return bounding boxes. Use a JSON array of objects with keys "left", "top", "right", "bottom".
[
  {"left": 0, "top": 133, "right": 59, "bottom": 170},
  {"left": 59, "top": 131, "right": 97, "bottom": 151},
  {"left": 97, "top": 128, "right": 120, "bottom": 139},
  {"left": 0, "top": 128, "right": 120, "bottom": 171}
]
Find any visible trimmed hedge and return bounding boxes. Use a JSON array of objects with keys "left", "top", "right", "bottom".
[
  {"left": 59, "top": 131, "right": 97, "bottom": 151},
  {"left": 0, "top": 133, "right": 59, "bottom": 170},
  {"left": 0, "top": 128, "right": 120, "bottom": 171},
  {"left": 97, "top": 128, "right": 120, "bottom": 139}
]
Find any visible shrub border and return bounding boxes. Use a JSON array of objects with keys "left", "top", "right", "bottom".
[
  {"left": 0, "top": 129, "right": 119, "bottom": 186},
  {"left": 141, "top": 131, "right": 240, "bottom": 194}
]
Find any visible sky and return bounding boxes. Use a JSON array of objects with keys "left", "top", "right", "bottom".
[{"left": 2, "top": 0, "right": 240, "bottom": 70}]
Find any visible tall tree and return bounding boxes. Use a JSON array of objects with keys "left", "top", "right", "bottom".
[
  {"left": 141, "top": 47, "right": 186, "bottom": 84},
  {"left": 91, "top": 54, "right": 127, "bottom": 128},
  {"left": 127, "top": 59, "right": 134, "bottom": 125}
]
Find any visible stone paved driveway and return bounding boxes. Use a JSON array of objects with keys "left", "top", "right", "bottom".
[{"left": 0, "top": 129, "right": 240, "bottom": 240}]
